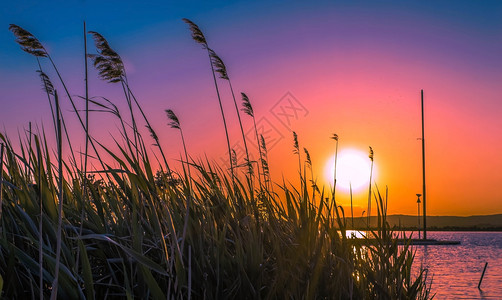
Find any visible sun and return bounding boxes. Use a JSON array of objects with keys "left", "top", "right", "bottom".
[{"left": 324, "top": 148, "right": 377, "bottom": 193}]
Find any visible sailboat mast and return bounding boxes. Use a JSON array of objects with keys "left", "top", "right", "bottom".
[{"left": 421, "top": 90, "right": 427, "bottom": 240}]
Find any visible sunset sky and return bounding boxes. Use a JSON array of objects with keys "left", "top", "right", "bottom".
[{"left": 1, "top": 1, "right": 501, "bottom": 216}]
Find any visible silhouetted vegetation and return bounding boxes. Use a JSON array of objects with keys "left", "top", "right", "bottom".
[{"left": 0, "top": 22, "right": 433, "bottom": 299}]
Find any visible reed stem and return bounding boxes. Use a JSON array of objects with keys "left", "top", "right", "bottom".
[{"left": 50, "top": 91, "right": 63, "bottom": 300}]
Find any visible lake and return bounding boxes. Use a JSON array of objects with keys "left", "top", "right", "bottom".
[{"left": 411, "top": 231, "right": 502, "bottom": 299}]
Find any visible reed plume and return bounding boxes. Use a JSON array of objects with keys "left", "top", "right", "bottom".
[
  {"left": 9, "top": 24, "right": 48, "bottom": 57},
  {"left": 292, "top": 131, "right": 300, "bottom": 165},
  {"left": 292, "top": 131, "right": 299, "bottom": 155},
  {"left": 304, "top": 147, "right": 311, "bottom": 190},
  {"left": 146, "top": 125, "right": 159, "bottom": 146},
  {"left": 87, "top": 31, "right": 124, "bottom": 83},
  {"left": 166, "top": 109, "right": 180, "bottom": 130},
  {"left": 182, "top": 18, "right": 207, "bottom": 47},
  {"left": 209, "top": 49, "right": 228, "bottom": 80},
  {"left": 241, "top": 93, "right": 253, "bottom": 116},
  {"left": 304, "top": 147, "right": 311, "bottom": 167},
  {"left": 37, "top": 70, "right": 55, "bottom": 95},
  {"left": 231, "top": 149, "right": 238, "bottom": 170},
  {"left": 36, "top": 68, "right": 58, "bottom": 146},
  {"left": 36, "top": 69, "right": 53, "bottom": 126},
  {"left": 260, "top": 135, "right": 271, "bottom": 190}
]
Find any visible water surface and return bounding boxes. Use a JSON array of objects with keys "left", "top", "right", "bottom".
[{"left": 412, "top": 232, "right": 502, "bottom": 299}]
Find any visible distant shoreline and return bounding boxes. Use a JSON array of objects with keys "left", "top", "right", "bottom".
[
  {"left": 349, "top": 227, "right": 502, "bottom": 232},
  {"left": 345, "top": 214, "right": 502, "bottom": 231}
]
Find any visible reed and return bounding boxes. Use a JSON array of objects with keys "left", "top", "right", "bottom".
[
  {"left": 36, "top": 64, "right": 78, "bottom": 170},
  {"left": 367, "top": 146, "right": 374, "bottom": 228},
  {"left": 165, "top": 109, "right": 191, "bottom": 188},
  {"left": 36, "top": 137, "right": 43, "bottom": 300},
  {"left": 241, "top": 92, "right": 264, "bottom": 188},
  {"left": 74, "top": 21, "right": 90, "bottom": 277},
  {"left": 259, "top": 134, "right": 272, "bottom": 191},
  {"left": 292, "top": 131, "right": 302, "bottom": 194},
  {"left": 330, "top": 134, "right": 339, "bottom": 195},
  {"left": 165, "top": 108, "right": 192, "bottom": 256},
  {"left": 182, "top": 19, "right": 234, "bottom": 183},
  {"left": 50, "top": 91, "right": 63, "bottom": 300},
  {"left": 83, "top": 22, "right": 90, "bottom": 181},
  {"left": 303, "top": 147, "right": 318, "bottom": 202},
  {"left": 87, "top": 31, "right": 168, "bottom": 174},
  {"left": 209, "top": 49, "right": 252, "bottom": 178},
  {"left": 329, "top": 133, "right": 339, "bottom": 224}
]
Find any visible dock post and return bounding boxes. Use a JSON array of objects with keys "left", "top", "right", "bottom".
[
  {"left": 478, "top": 262, "right": 488, "bottom": 289},
  {"left": 416, "top": 194, "right": 421, "bottom": 239},
  {"left": 421, "top": 90, "right": 427, "bottom": 240}
]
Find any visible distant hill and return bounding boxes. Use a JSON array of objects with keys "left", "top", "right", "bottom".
[{"left": 348, "top": 214, "right": 502, "bottom": 230}]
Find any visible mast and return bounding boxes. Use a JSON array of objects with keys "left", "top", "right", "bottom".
[{"left": 421, "top": 90, "right": 427, "bottom": 240}]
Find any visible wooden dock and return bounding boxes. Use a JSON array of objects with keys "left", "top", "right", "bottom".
[
  {"left": 407, "top": 239, "right": 460, "bottom": 245},
  {"left": 348, "top": 238, "right": 461, "bottom": 246}
]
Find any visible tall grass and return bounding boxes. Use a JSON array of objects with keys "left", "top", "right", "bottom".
[
  {"left": 0, "top": 130, "right": 433, "bottom": 299},
  {"left": 0, "top": 22, "right": 433, "bottom": 299}
]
